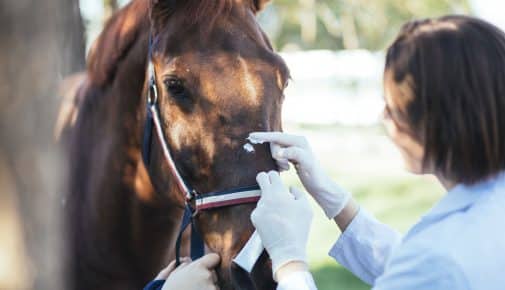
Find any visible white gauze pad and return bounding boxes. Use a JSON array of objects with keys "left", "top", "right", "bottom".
[
  {"left": 233, "top": 231, "right": 264, "bottom": 273},
  {"left": 243, "top": 143, "right": 255, "bottom": 153}
]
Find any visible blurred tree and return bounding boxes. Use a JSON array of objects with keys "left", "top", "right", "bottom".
[
  {"left": 0, "top": 0, "right": 85, "bottom": 289},
  {"left": 259, "top": 0, "right": 470, "bottom": 51}
]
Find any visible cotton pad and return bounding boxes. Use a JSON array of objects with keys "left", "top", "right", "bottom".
[
  {"left": 233, "top": 231, "right": 264, "bottom": 273},
  {"left": 243, "top": 143, "right": 255, "bottom": 153}
]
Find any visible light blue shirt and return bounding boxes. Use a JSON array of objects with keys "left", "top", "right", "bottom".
[{"left": 278, "top": 173, "right": 505, "bottom": 290}]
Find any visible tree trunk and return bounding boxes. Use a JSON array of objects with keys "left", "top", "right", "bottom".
[{"left": 0, "top": 0, "right": 85, "bottom": 288}]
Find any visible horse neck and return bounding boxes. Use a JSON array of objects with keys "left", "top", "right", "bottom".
[{"left": 67, "top": 23, "right": 182, "bottom": 287}]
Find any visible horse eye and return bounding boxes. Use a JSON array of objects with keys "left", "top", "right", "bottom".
[{"left": 164, "top": 78, "right": 186, "bottom": 97}]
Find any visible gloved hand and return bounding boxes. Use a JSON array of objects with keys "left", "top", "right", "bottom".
[
  {"left": 251, "top": 171, "right": 313, "bottom": 279},
  {"left": 156, "top": 254, "right": 220, "bottom": 290},
  {"left": 249, "top": 132, "right": 351, "bottom": 219}
]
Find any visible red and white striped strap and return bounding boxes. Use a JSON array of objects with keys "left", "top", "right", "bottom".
[{"left": 196, "top": 186, "right": 262, "bottom": 211}]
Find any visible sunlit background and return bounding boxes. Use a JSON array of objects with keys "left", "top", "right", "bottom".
[
  {"left": 80, "top": 0, "right": 505, "bottom": 289},
  {"left": 2, "top": 0, "right": 505, "bottom": 289}
]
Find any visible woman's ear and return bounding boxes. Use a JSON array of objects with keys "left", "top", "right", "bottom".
[{"left": 253, "top": 0, "right": 271, "bottom": 13}]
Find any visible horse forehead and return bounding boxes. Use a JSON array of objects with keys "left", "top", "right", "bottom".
[
  {"left": 163, "top": 53, "right": 276, "bottom": 105},
  {"left": 204, "top": 55, "right": 264, "bottom": 106}
]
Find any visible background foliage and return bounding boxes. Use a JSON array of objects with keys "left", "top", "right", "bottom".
[{"left": 258, "top": 0, "right": 470, "bottom": 51}]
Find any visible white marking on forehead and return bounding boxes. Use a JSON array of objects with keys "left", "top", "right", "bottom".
[{"left": 238, "top": 56, "right": 260, "bottom": 105}]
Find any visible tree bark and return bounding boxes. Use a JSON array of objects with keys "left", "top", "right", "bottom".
[{"left": 0, "top": 0, "right": 85, "bottom": 289}]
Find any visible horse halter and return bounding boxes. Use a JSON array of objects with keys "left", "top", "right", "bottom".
[{"left": 141, "top": 38, "right": 261, "bottom": 266}]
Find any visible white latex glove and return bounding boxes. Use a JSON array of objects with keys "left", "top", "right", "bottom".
[
  {"left": 249, "top": 132, "right": 351, "bottom": 219},
  {"left": 251, "top": 171, "right": 313, "bottom": 278},
  {"left": 156, "top": 254, "right": 220, "bottom": 290}
]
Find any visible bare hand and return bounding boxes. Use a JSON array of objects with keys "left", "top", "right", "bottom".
[{"left": 157, "top": 254, "right": 221, "bottom": 290}]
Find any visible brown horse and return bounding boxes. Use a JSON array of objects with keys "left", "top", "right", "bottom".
[{"left": 57, "top": 0, "right": 290, "bottom": 290}]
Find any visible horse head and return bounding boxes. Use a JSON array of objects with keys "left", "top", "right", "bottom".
[{"left": 145, "top": 1, "right": 289, "bottom": 289}]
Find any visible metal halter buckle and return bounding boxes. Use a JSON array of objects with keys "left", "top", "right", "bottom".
[
  {"left": 147, "top": 78, "right": 158, "bottom": 104},
  {"left": 185, "top": 189, "right": 197, "bottom": 201},
  {"left": 185, "top": 189, "right": 199, "bottom": 217},
  {"left": 147, "top": 60, "right": 158, "bottom": 104}
]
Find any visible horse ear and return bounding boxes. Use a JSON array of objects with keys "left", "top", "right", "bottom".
[
  {"left": 150, "top": 0, "right": 176, "bottom": 10},
  {"left": 253, "top": 0, "right": 271, "bottom": 12},
  {"left": 149, "top": 0, "right": 176, "bottom": 28},
  {"left": 87, "top": 1, "right": 147, "bottom": 87}
]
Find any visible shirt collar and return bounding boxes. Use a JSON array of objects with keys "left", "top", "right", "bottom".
[{"left": 423, "top": 172, "right": 505, "bottom": 220}]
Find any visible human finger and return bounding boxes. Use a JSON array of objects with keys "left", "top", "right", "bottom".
[
  {"left": 290, "top": 187, "right": 308, "bottom": 201},
  {"left": 270, "top": 143, "right": 285, "bottom": 160},
  {"left": 155, "top": 260, "right": 177, "bottom": 279},
  {"left": 268, "top": 170, "right": 284, "bottom": 194},
  {"left": 249, "top": 132, "right": 307, "bottom": 148},
  {"left": 277, "top": 146, "right": 310, "bottom": 165},
  {"left": 276, "top": 159, "right": 290, "bottom": 171},
  {"left": 270, "top": 144, "right": 290, "bottom": 171},
  {"left": 196, "top": 253, "right": 221, "bottom": 269},
  {"left": 171, "top": 259, "right": 191, "bottom": 274},
  {"left": 256, "top": 172, "right": 271, "bottom": 191},
  {"left": 290, "top": 187, "right": 313, "bottom": 218},
  {"left": 250, "top": 207, "right": 260, "bottom": 226}
]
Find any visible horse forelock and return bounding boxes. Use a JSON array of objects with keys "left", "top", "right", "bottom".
[
  {"left": 86, "top": 0, "right": 260, "bottom": 88},
  {"left": 151, "top": 0, "right": 262, "bottom": 34}
]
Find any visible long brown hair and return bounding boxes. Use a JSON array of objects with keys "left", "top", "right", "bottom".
[{"left": 385, "top": 15, "right": 505, "bottom": 184}]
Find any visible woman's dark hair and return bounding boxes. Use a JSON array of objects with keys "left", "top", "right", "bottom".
[{"left": 385, "top": 15, "right": 505, "bottom": 184}]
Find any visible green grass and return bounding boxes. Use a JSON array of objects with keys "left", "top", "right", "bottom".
[{"left": 313, "top": 264, "right": 369, "bottom": 290}]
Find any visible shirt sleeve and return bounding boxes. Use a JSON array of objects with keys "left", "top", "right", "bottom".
[
  {"left": 143, "top": 280, "right": 165, "bottom": 290},
  {"left": 328, "top": 208, "right": 402, "bottom": 285},
  {"left": 372, "top": 245, "right": 469, "bottom": 290},
  {"left": 276, "top": 271, "right": 318, "bottom": 290}
]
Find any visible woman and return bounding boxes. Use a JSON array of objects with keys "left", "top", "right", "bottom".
[
  {"left": 250, "top": 15, "right": 505, "bottom": 289},
  {"left": 146, "top": 15, "right": 505, "bottom": 289}
]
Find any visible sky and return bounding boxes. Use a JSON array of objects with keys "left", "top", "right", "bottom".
[{"left": 469, "top": 0, "right": 505, "bottom": 30}]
